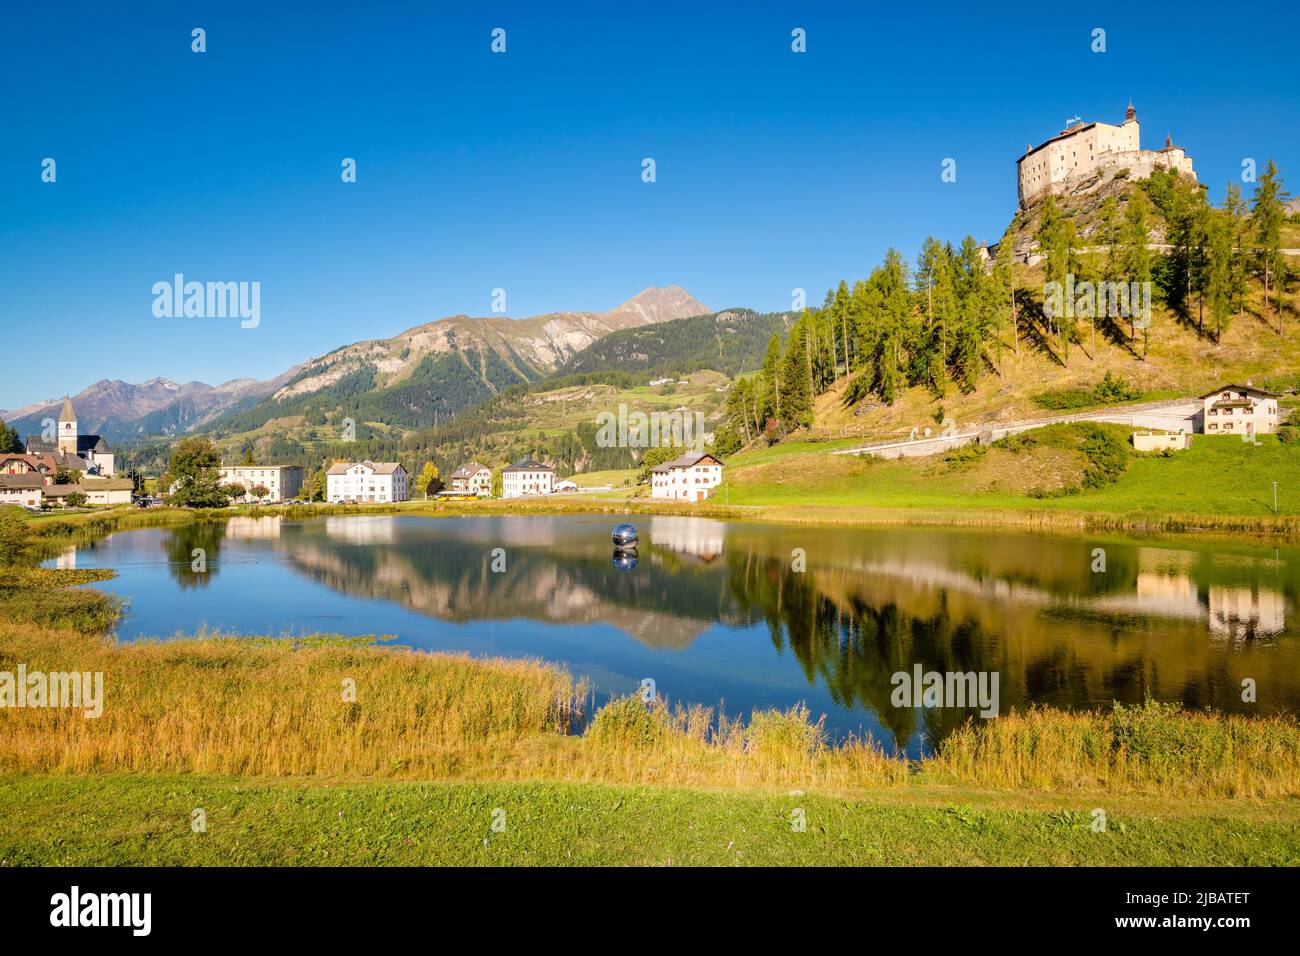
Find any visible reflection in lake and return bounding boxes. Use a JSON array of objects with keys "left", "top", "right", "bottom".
[{"left": 60, "top": 514, "right": 1299, "bottom": 753}]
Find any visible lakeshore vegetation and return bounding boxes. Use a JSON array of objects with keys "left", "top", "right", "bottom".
[{"left": 3, "top": 506, "right": 1300, "bottom": 865}]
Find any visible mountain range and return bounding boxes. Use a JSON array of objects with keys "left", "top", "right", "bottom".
[
  {"left": 0, "top": 373, "right": 300, "bottom": 445},
  {"left": 1, "top": 286, "right": 710, "bottom": 444}
]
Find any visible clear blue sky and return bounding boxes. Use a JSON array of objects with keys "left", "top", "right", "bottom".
[{"left": 2, "top": 0, "right": 1295, "bottom": 410}]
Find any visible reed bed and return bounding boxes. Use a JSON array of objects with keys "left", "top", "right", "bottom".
[
  {"left": 931, "top": 702, "right": 1300, "bottom": 799},
  {"left": 1, "top": 622, "right": 582, "bottom": 778}
]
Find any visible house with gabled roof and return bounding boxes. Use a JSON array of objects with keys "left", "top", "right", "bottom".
[
  {"left": 650, "top": 451, "right": 724, "bottom": 502},
  {"left": 501, "top": 458, "right": 554, "bottom": 498},
  {"left": 325, "top": 460, "right": 408, "bottom": 503},
  {"left": 1198, "top": 383, "right": 1280, "bottom": 438},
  {"left": 450, "top": 462, "right": 492, "bottom": 496}
]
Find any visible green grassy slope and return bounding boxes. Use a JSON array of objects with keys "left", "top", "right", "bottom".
[{"left": 722, "top": 432, "right": 1300, "bottom": 519}]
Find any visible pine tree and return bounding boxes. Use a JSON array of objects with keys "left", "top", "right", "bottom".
[
  {"left": 831, "top": 280, "right": 851, "bottom": 378},
  {"left": 953, "top": 236, "right": 987, "bottom": 388},
  {"left": 1251, "top": 160, "right": 1289, "bottom": 333},
  {"left": 874, "top": 249, "right": 910, "bottom": 404},
  {"left": 1120, "top": 190, "right": 1154, "bottom": 352},
  {"left": 1223, "top": 182, "right": 1250, "bottom": 320},
  {"left": 915, "top": 238, "right": 946, "bottom": 393},
  {"left": 990, "top": 229, "right": 1016, "bottom": 369},
  {"left": 1204, "top": 206, "right": 1235, "bottom": 342},
  {"left": 760, "top": 333, "right": 782, "bottom": 423},
  {"left": 1036, "top": 195, "right": 1078, "bottom": 362},
  {"left": 779, "top": 317, "right": 814, "bottom": 427}
]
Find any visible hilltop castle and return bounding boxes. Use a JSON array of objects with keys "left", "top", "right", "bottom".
[{"left": 1017, "top": 103, "right": 1195, "bottom": 208}]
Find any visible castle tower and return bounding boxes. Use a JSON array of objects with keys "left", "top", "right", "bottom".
[{"left": 57, "top": 396, "right": 78, "bottom": 454}]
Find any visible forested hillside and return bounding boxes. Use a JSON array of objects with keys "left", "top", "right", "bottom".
[
  {"left": 562, "top": 309, "right": 793, "bottom": 378},
  {"left": 712, "top": 162, "right": 1298, "bottom": 454}
]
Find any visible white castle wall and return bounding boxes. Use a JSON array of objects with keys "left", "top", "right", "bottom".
[{"left": 1017, "top": 109, "right": 1194, "bottom": 208}]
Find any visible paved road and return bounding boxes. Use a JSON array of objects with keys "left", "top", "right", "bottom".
[{"left": 832, "top": 398, "right": 1202, "bottom": 460}]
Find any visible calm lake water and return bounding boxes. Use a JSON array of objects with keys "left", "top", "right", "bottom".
[{"left": 50, "top": 513, "right": 1300, "bottom": 754}]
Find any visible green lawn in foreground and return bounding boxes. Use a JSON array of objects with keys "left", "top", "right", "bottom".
[
  {"left": 727, "top": 435, "right": 1300, "bottom": 517},
  {"left": 2, "top": 775, "right": 1296, "bottom": 866}
]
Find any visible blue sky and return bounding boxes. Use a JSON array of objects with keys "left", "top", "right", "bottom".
[{"left": 2, "top": 0, "right": 1296, "bottom": 410}]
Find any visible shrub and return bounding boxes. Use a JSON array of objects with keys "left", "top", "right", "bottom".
[
  {"left": 1034, "top": 372, "right": 1141, "bottom": 411},
  {"left": 0, "top": 507, "right": 28, "bottom": 565},
  {"left": 1077, "top": 423, "right": 1129, "bottom": 488}
]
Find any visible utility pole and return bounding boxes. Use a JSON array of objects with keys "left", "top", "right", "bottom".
[{"left": 1274, "top": 481, "right": 1279, "bottom": 515}]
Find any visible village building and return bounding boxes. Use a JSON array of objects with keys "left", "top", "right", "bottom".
[
  {"left": 450, "top": 462, "right": 492, "bottom": 496},
  {"left": 218, "top": 464, "right": 305, "bottom": 503},
  {"left": 325, "top": 461, "right": 408, "bottom": 503},
  {"left": 1017, "top": 103, "right": 1195, "bottom": 208},
  {"left": 501, "top": 458, "right": 555, "bottom": 498},
  {"left": 650, "top": 451, "right": 725, "bottom": 502},
  {"left": 0, "top": 474, "right": 44, "bottom": 508},
  {"left": 24, "top": 397, "right": 116, "bottom": 476},
  {"left": 34, "top": 477, "right": 134, "bottom": 508},
  {"left": 554, "top": 479, "right": 579, "bottom": 493},
  {"left": 0, "top": 452, "right": 76, "bottom": 481},
  {"left": 79, "top": 477, "right": 135, "bottom": 505},
  {"left": 1198, "top": 384, "right": 1280, "bottom": 438}
]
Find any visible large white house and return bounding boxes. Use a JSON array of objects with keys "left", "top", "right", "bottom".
[
  {"left": 650, "top": 451, "right": 724, "bottom": 501},
  {"left": 1199, "top": 383, "right": 1280, "bottom": 438},
  {"left": 501, "top": 458, "right": 554, "bottom": 498},
  {"left": 218, "top": 464, "right": 304, "bottom": 503},
  {"left": 326, "top": 461, "right": 408, "bottom": 503}
]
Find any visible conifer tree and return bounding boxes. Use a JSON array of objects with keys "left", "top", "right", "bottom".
[
  {"left": 1223, "top": 182, "right": 1250, "bottom": 320},
  {"left": 1251, "top": 160, "right": 1288, "bottom": 333},
  {"left": 760, "top": 332, "right": 783, "bottom": 423},
  {"left": 779, "top": 317, "right": 814, "bottom": 427},
  {"left": 1119, "top": 190, "right": 1154, "bottom": 351}
]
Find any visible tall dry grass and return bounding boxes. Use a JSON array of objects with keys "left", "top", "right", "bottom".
[
  {"left": 1, "top": 621, "right": 581, "bottom": 778},
  {"left": 931, "top": 702, "right": 1300, "bottom": 799}
]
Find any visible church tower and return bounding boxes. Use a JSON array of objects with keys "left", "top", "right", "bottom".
[{"left": 57, "top": 396, "right": 78, "bottom": 454}]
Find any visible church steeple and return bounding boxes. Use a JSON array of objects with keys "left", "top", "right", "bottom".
[
  {"left": 1124, "top": 100, "right": 1136, "bottom": 123},
  {"left": 57, "top": 396, "right": 78, "bottom": 454}
]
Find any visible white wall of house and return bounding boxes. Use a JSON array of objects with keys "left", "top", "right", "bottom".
[
  {"left": 1202, "top": 389, "right": 1279, "bottom": 437},
  {"left": 452, "top": 468, "right": 492, "bottom": 495},
  {"left": 651, "top": 459, "right": 723, "bottom": 501},
  {"left": 327, "top": 463, "right": 408, "bottom": 503},
  {"left": 502, "top": 468, "right": 554, "bottom": 498},
  {"left": 219, "top": 465, "right": 304, "bottom": 502},
  {"left": 0, "top": 486, "right": 43, "bottom": 508},
  {"left": 83, "top": 484, "right": 133, "bottom": 505}
]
